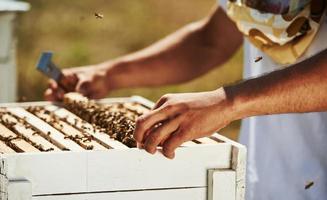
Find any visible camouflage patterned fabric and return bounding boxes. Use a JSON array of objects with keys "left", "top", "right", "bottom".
[{"left": 227, "top": 0, "right": 326, "bottom": 64}]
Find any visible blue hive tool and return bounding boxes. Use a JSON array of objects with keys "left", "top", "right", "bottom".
[
  {"left": 36, "top": 51, "right": 73, "bottom": 92},
  {"left": 37, "top": 51, "right": 63, "bottom": 82}
]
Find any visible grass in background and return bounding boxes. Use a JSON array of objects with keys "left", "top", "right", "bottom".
[{"left": 17, "top": 0, "right": 243, "bottom": 140}]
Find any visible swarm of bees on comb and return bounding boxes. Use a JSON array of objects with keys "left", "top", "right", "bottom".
[
  {"left": 0, "top": 93, "right": 148, "bottom": 153},
  {"left": 63, "top": 93, "right": 145, "bottom": 147}
]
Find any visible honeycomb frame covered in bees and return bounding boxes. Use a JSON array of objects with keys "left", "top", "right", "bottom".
[{"left": 0, "top": 95, "right": 246, "bottom": 200}]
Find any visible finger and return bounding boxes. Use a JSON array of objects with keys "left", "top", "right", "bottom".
[
  {"left": 64, "top": 73, "right": 78, "bottom": 85},
  {"left": 162, "top": 129, "right": 189, "bottom": 159},
  {"left": 143, "top": 120, "right": 178, "bottom": 154},
  {"left": 134, "top": 105, "right": 182, "bottom": 143},
  {"left": 143, "top": 115, "right": 183, "bottom": 154},
  {"left": 44, "top": 89, "right": 58, "bottom": 101},
  {"left": 60, "top": 73, "right": 78, "bottom": 91},
  {"left": 137, "top": 143, "right": 144, "bottom": 149},
  {"left": 139, "top": 125, "right": 157, "bottom": 145},
  {"left": 48, "top": 80, "right": 58, "bottom": 90},
  {"left": 75, "top": 80, "right": 93, "bottom": 97},
  {"left": 45, "top": 83, "right": 66, "bottom": 101},
  {"left": 48, "top": 79, "right": 66, "bottom": 99},
  {"left": 153, "top": 95, "right": 169, "bottom": 110}
]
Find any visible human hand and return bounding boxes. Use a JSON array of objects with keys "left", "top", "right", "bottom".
[
  {"left": 133, "top": 88, "right": 237, "bottom": 159},
  {"left": 44, "top": 65, "right": 109, "bottom": 101}
]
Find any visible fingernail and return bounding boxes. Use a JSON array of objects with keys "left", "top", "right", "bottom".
[
  {"left": 164, "top": 152, "right": 174, "bottom": 159},
  {"left": 150, "top": 148, "right": 157, "bottom": 154},
  {"left": 169, "top": 154, "right": 175, "bottom": 159},
  {"left": 137, "top": 143, "right": 144, "bottom": 149},
  {"left": 145, "top": 147, "right": 156, "bottom": 155}
]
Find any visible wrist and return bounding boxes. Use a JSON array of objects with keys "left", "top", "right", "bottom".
[
  {"left": 223, "top": 84, "right": 258, "bottom": 120},
  {"left": 210, "top": 87, "right": 241, "bottom": 122}
]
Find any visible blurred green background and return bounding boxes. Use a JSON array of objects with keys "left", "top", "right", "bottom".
[{"left": 16, "top": 0, "right": 243, "bottom": 140}]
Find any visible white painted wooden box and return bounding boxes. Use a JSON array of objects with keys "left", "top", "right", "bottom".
[
  {"left": 0, "top": 96, "right": 246, "bottom": 200},
  {"left": 0, "top": 0, "right": 30, "bottom": 103}
]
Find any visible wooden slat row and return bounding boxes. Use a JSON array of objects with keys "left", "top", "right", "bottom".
[
  {"left": 45, "top": 105, "right": 128, "bottom": 149},
  {"left": 0, "top": 112, "right": 58, "bottom": 152},
  {"left": 0, "top": 98, "right": 227, "bottom": 154},
  {"left": 197, "top": 137, "right": 219, "bottom": 145},
  {"left": 0, "top": 140, "right": 15, "bottom": 153},
  {"left": 0, "top": 124, "right": 39, "bottom": 153},
  {"left": 7, "top": 107, "right": 84, "bottom": 151},
  {"left": 28, "top": 107, "right": 107, "bottom": 151},
  {"left": 182, "top": 137, "right": 221, "bottom": 147}
]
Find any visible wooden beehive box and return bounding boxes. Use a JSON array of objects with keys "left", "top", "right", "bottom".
[{"left": 0, "top": 96, "right": 246, "bottom": 200}]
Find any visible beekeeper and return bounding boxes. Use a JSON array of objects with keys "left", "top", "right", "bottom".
[{"left": 45, "top": 0, "right": 327, "bottom": 199}]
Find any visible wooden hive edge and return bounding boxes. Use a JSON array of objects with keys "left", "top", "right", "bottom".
[
  {"left": 0, "top": 156, "right": 8, "bottom": 199},
  {"left": 211, "top": 133, "right": 247, "bottom": 200}
]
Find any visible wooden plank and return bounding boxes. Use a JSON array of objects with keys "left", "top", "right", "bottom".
[
  {"left": 32, "top": 187, "right": 206, "bottom": 200},
  {"left": 98, "top": 96, "right": 154, "bottom": 110},
  {"left": 0, "top": 124, "right": 40, "bottom": 153},
  {"left": 6, "top": 152, "right": 87, "bottom": 196},
  {"left": 0, "top": 157, "right": 6, "bottom": 175},
  {"left": 0, "top": 174, "right": 6, "bottom": 192},
  {"left": 45, "top": 105, "right": 128, "bottom": 149},
  {"left": 212, "top": 133, "right": 246, "bottom": 200},
  {"left": 197, "top": 137, "right": 219, "bottom": 145},
  {"left": 87, "top": 144, "right": 232, "bottom": 192},
  {"left": 54, "top": 121, "right": 106, "bottom": 150},
  {"left": 0, "top": 157, "right": 8, "bottom": 198},
  {"left": 5, "top": 144, "right": 231, "bottom": 196},
  {"left": 0, "top": 101, "right": 52, "bottom": 108},
  {"left": 208, "top": 170, "right": 236, "bottom": 200},
  {"left": 0, "top": 13, "right": 17, "bottom": 104},
  {"left": 181, "top": 140, "right": 198, "bottom": 147},
  {"left": 122, "top": 102, "right": 149, "bottom": 115},
  {"left": 0, "top": 141, "right": 15, "bottom": 154},
  {"left": 209, "top": 134, "right": 225, "bottom": 143},
  {"left": 7, "top": 107, "right": 84, "bottom": 151},
  {"left": 8, "top": 179, "right": 32, "bottom": 200},
  {"left": 232, "top": 146, "right": 246, "bottom": 200},
  {"left": 0, "top": 114, "right": 58, "bottom": 152},
  {"left": 29, "top": 108, "right": 107, "bottom": 151},
  {"left": 0, "top": 175, "right": 7, "bottom": 194},
  {"left": 130, "top": 96, "right": 155, "bottom": 109}
]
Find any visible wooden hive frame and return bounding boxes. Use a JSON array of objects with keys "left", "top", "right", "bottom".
[{"left": 0, "top": 96, "right": 246, "bottom": 200}]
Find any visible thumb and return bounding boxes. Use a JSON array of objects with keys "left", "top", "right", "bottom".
[{"left": 75, "top": 80, "right": 93, "bottom": 97}]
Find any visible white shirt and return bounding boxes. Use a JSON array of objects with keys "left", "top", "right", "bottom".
[{"left": 218, "top": 1, "right": 327, "bottom": 199}]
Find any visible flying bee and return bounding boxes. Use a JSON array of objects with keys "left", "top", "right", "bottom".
[
  {"left": 305, "top": 181, "right": 314, "bottom": 190},
  {"left": 94, "top": 12, "right": 104, "bottom": 19},
  {"left": 255, "top": 56, "right": 263, "bottom": 63}
]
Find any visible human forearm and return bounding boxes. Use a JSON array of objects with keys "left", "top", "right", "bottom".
[
  {"left": 228, "top": 49, "right": 327, "bottom": 119},
  {"left": 44, "top": 6, "right": 243, "bottom": 101},
  {"left": 101, "top": 6, "right": 242, "bottom": 90}
]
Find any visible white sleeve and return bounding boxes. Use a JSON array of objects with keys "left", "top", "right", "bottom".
[{"left": 301, "top": 17, "right": 327, "bottom": 61}]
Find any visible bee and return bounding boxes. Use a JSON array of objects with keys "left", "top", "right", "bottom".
[
  {"left": 45, "top": 148, "right": 54, "bottom": 152},
  {"left": 305, "top": 181, "right": 314, "bottom": 190},
  {"left": 94, "top": 12, "right": 104, "bottom": 19},
  {"left": 255, "top": 56, "right": 263, "bottom": 63}
]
